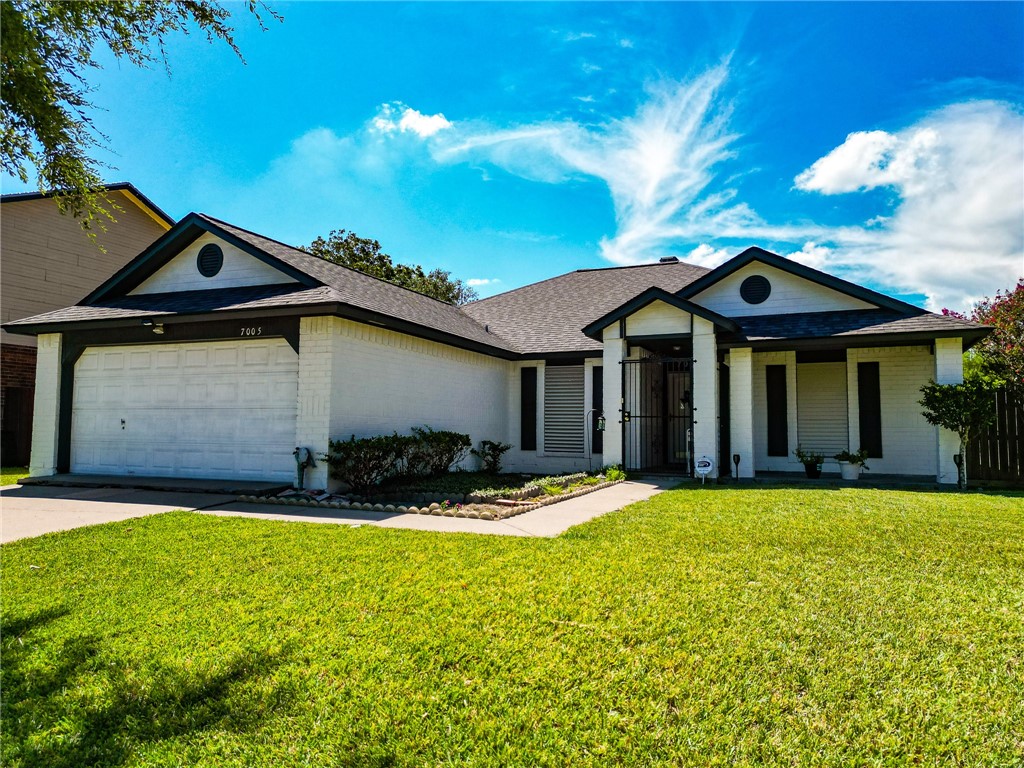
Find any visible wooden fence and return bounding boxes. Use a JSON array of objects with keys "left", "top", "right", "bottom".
[{"left": 968, "top": 387, "right": 1023, "bottom": 483}]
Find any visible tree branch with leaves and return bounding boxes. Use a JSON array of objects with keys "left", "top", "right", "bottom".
[
  {"left": 304, "top": 229, "right": 478, "bottom": 305},
  {"left": 1, "top": 0, "right": 278, "bottom": 227}
]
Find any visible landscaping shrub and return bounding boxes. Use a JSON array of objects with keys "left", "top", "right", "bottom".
[
  {"left": 325, "top": 433, "right": 415, "bottom": 494},
  {"left": 407, "top": 426, "right": 472, "bottom": 477},
  {"left": 470, "top": 440, "right": 512, "bottom": 473}
]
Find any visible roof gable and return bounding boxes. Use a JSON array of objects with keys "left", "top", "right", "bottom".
[
  {"left": 582, "top": 287, "right": 739, "bottom": 340},
  {"left": 128, "top": 231, "right": 300, "bottom": 295},
  {"left": 679, "top": 246, "right": 924, "bottom": 316},
  {"left": 82, "top": 213, "right": 320, "bottom": 304}
]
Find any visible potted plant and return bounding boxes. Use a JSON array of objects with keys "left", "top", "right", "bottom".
[
  {"left": 834, "top": 448, "right": 870, "bottom": 480},
  {"left": 793, "top": 445, "right": 825, "bottom": 479}
]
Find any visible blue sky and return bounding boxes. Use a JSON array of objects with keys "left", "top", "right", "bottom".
[{"left": 4, "top": 2, "right": 1023, "bottom": 311}]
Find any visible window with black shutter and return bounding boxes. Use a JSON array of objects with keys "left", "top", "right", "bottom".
[
  {"left": 520, "top": 367, "right": 537, "bottom": 451},
  {"left": 858, "top": 362, "right": 883, "bottom": 458},
  {"left": 766, "top": 365, "right": 788, "bottom": 456}
]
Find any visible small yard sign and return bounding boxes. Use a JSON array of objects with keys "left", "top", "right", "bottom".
[{"left": 695, "top": 456, "right": 714, "bottom": 485}]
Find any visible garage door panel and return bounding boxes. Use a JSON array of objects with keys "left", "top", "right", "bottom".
[{"left": 72, "top": 339, "right": 298, "bottom": 481}]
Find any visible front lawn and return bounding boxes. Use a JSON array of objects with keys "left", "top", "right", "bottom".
[
  {"left": 1, "top": 466, "right": 27, "bottom": 486},
  {"left": 2, "top": 486, "right": 1021, "bottom": 766}
]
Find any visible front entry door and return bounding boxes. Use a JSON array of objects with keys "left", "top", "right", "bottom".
[{"left": 621, "top": 356, "right": 693, "bottom": 473}]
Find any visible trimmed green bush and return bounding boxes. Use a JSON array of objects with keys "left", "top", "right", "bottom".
[{"left": 470, "top": 440, "right": 513, "bottom": 473}]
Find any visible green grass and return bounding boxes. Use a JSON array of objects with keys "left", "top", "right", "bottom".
[
  {"left": 2, "top": 486, "right": 1022, "bottom": 766},
  {"left": 1, "top": 466, "right": 27, "bottom": 485}
]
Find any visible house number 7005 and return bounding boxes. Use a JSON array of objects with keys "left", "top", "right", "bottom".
[{"left": 240, "top": 327, "right": 262, "bottom": 336}]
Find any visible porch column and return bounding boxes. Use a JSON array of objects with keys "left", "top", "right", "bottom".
[
  {"left": 692, "top": 317, "right": 719, "bottom": 478},
  {"left": 601, "top": 331, "right": 627, "bottom": 467},
  {"left": 294, "top": 316, "right": 335, "bottom": 490},
  {"left": 728, "top": 347, "right": 755, "bottom": 478},
  {"left": 934, "top": 337, "right": 964, "bottom": 484},
  {"left": 29, "top": 333, "right": 62, "bottom": 477}
]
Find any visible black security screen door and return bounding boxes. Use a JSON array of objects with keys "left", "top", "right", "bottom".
[{"left": 621, "top": 356, "right": 694, "bottom": 473}]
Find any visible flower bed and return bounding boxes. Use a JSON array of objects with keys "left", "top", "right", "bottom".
[{"left": 238, "top": 473, "right": 625, "bottom": 521}]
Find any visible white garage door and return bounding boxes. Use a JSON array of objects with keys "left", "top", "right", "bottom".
[{"left": 72, "top": 338, "right": 298, "bottom": 481}]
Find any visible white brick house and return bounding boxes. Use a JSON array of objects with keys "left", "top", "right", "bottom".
[{"left": 4, "top": 213, "right": 989, "bottom": 487}]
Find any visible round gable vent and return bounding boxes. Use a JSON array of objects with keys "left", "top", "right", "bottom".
[
  {"left": 740, "top": 274, "right": 771, "bottom": 304},
  {"left": 197, "top": 244, "right": 224, "bottom": 278}
]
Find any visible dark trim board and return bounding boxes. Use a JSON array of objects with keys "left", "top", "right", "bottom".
[{"left": 719, "top": 330, "right": 990, "bottom": 353}]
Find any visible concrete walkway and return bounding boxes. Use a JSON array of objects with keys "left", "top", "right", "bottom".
[
  {"left": 0, "top": 484, "right": 236, "bottom": 544},
  {"left": 1, "top": 478, "right": 680, "bottom": 543},
  {"left": 203, "top": 478, "right": 680, "bottom": 537}
]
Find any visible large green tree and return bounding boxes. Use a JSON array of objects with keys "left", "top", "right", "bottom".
[
  {"left": 304, "top": 229, "right": 479, "bottom": 305},
  {"left": 1, "top": 0, "right": 276, "bottom": 226},
  {"left": 944, "top": 279, "right": 1023, "bottom": 389}
]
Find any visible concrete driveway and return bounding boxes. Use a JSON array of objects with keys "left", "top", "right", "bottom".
[{"left": 0, "top": 484, "right": 236, "bottom": 544}]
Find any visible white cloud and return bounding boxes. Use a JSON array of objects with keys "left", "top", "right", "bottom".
[
  {"left": 436, "top": 65, "right": 750, "bottom": 265},
  {"left": 372, "top": 102, "right": 452, "bottom": 138},
  {"left": 793, "top": 101, "right": 1024, "bottom": 310},
  {"left": 685, "top": 243, "right": 733, "bottom": 268},
  {"left": 561, "top": 31, "right": 596, "bottom": 42},
  {"left": 619, "top": 38, "right": 635, "bottom": 49},
  {"left": 466, "top": 278, "right": 501, "bottom": 287},
  {"left": 252, "top": 74, "right": 1021, "bottom": 315}
]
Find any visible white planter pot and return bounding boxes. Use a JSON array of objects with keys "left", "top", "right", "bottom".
[{"left": 839, "top": 461, "right": 862, "bottom": 481}]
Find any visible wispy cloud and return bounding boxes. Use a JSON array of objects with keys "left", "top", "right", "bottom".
[
  {"left": 466, "top": 277, "right": 501, "bottom": 287},
  {"left": 436, "top": 63, "right": 749, "bottom": 264},
  {"left": 248, "top": 68, "right": 1022, "bottom": 312}
]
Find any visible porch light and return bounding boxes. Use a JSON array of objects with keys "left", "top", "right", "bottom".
[
  {"left": 597, "top": 414, "right": 606, "bottom": 432},
  {"left": 142, "top": 319, "right": 165, "bottom": 334}
]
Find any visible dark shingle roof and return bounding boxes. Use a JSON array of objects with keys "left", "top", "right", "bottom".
[
  {"left": 720, "top": 309, "right": 990, "bottom": 347},
  {"left": 195, "top": 216, "right": 519, "bottom": 352},
  {"left": 3, "top": 212, "right": 991, "bottom": 357},
  {"left": 462, "top": 261, "right": 711, "bottom": 355}
]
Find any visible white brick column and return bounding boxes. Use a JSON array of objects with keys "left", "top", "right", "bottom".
[
  {"left": 29, "top": 333, "right": 62, "bottom": 477},
  {"left": 295, "top": 317, "right": 334, "bottom": 490},
  {"left": 728, "top": 347, "right": 754, "bottom": 478},
  {"left": 602, "top": 333, "right": 627, "bottom": 467},
  {"left": 934, "top": 337, "right": 964, "bottom": 484},
  {"left": 692, "top": 317, "right": 719, "bottom": 478}
]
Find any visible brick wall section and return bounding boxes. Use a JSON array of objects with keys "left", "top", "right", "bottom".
[
  {"left": 1, "top": 344, "right": 37, "bottom": 389},
  {"left": 29, "top": 333, "right": 61, "bottom": 476},
  {"left": 846, "top": 346, "right": 937, "bottom": 477},
  {"left": 728, "top": 347, "right": 755, "bottom": 477},
  {"left": 934, "top": 337, "right": 964, "bottom": 483},
  {"left": 691, "top": 317, "right": 719, "bottom": 477},
  {"left": 328, "top": 318, "right": 513, "bottom": 480},
  {"left": 295, "top": 316, "right": 335, "bottom": 489}
]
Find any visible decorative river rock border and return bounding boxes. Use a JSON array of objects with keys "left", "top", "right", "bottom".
[{"left": 237, "top": 478, "right": 624, "bottom": 521}]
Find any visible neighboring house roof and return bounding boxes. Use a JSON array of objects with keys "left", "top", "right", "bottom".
[
  {"left": 462, "top": 260, "right": 711, "bottom": 356},
  {"left": 3, "top": 212, "right": 992, "bottom": 358},
  {"left": 0, "top": 181, "right": 175, "bottom": 228},
  {"left": 718, "top": 308, "right": 991, "bottom": 350}
]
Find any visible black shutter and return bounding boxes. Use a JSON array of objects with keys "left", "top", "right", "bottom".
[
  {"left": 592, "top": 366, "right": 603, "bottom": 454},
  {"left": 521, "top": 367, "right": 537, "bottom": 451},
  {"left": 858, "top": 362, "right": 883, "bottom": 458},
  {"left": 766, "top": 365, "right": 788, "bottom": 457}
]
